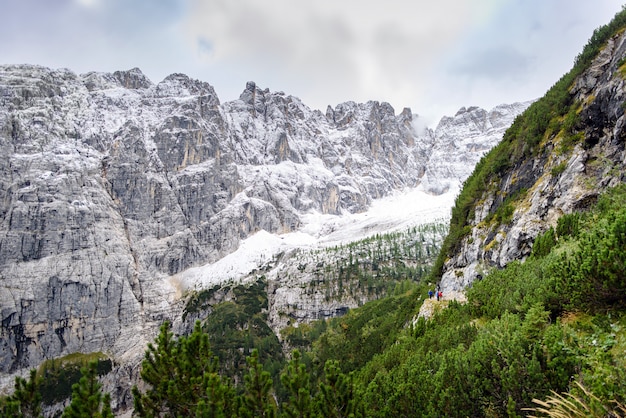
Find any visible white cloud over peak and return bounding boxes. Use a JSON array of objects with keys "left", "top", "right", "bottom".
[
  {"left": 0, "top": 0, "right": 623, "bottom": 123},
  {"left": 184, "top": 0, "right": 497, "bottom": 111}
]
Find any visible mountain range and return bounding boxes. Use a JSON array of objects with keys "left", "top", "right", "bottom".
[
  {"left": 0, "top": 63, "right": 529, "bottom": 399},
  {"left": 2, "top": 7, "right": 626, "bottom": 416}
]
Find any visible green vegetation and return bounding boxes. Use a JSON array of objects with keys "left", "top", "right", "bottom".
[
  {"left": 62, "top": 361, "right": 113, "bottom": 418},
  {"left": 178, "top": 222, "right": 446, "bottom": 403},
  {"left": 0, "top": 359, "right": 112, "bottom": 418},
  {"left": 279, "top": 350, "right": 313, "bottom": 418},
  {"left": 550, "top": 161, "right": 567, "bottom": 176},
  {"left": 37, "top": 352, "right": 112, "bottom": 406},
  {"left": 183, "top": 284, "right": 221, "bottom": 320},
  {"left": 530, "top": 227, "right": 557, "bottom": 258},
  {"left": 346, "top": 184, "right": 626, "bottom": 417},
  {"left": 186, "top": 278, "right": 285, "bottom": 385},
  {"left": 432, "top": 5, "right": 626, "bottom": 280},
  {"left": 312, "top": 285, "right": 425, "bottom": 374},
  {"left": 553, "top": 208, "right": 626, "bottom": 312},
  {"left": 316, "top": 359, "right": 363, "bottom": 418},
  {"left": 0, "top": 369, "right": 42, "bottom": 417},
  {"left": 299, "top": 222, "right": 447, "bottom": 303},
  {"left": 116, "top": 190, "right": 626, "bottom": 416},
  {"left": 132, "top": 321, "right": 237, "bottom": 417},
  {"left": 131, "top": 322, "right": 364, "bottom": 417},
  {"left": 281, "top": 319, "right": 328, "bottom": 351},
  {"left": 4, "top": 184, "right": 626, "bottom": 416}
]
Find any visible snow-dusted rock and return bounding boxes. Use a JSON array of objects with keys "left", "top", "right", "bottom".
[
  {"left": 440, "top": 30, "right": 626, "bottom": 294},
  {"left": 0, "top": 63, "right": 526, "bottom": 405},
  {"left": 421, "top": 102, "right": 532, "bottom": 194}
]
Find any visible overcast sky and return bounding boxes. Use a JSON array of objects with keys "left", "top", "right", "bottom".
[{"left": 1, "top": 0, "right": 624, "bottom": 125}]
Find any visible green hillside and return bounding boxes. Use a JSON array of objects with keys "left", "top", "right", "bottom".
[
  {"left": 122, "top": 183, "right": 626, "bottom": 417},
  {"left": 5, "top": 6, "right": 626, "bottom": 418},
  {"left": 432, "top": 6, "right": 626, "bottom": 279}
]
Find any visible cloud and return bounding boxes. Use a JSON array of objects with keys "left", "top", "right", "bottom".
[
  {"left": 74, "top": 0, "right": 100, "bottom": 8},
  {"left": 1, "top": 0, "right": 623, "bottom": 124},
  {"left": 1, "top": 0, "right": 190, "bottom": 79},
  {"left": 420, "top": 0, "right": 625, "bottom": 120},
  {"left": 183, "top": 0, "right": 494, "bottom": 110},
  {"left": 452, "top": 47, "right": 532, "bottom": 79}
]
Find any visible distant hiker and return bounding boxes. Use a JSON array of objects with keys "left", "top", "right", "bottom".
[
  {"left": 428, "top": 290, "right": 434, "bottom": 299},
  {"left": 438, "top": 291, "right": 443, "bottom": 300}
]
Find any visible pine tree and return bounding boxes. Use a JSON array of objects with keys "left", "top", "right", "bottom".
[
  {"left": 132, "top": 321, "right": 233, "bottom": 417},
  {"left": 132, "top": 321, "right": 177, "bottom": 417},
  {"left": 195, "top": 371, "right": 234, "bottom": 418},
  {"left": 240, "top": 349, "right": 277, "bottom": 418},
  {"left": 0, "top": 369, "right": 43, "bottom": 418},
  {"left": 280, "top": 350, "right": 313, "bottom": 418},
  {"left": 62, "top": 361, "right": 113, "bottom": 418},
  {"left": 316, "top": 360, "right": 363, "bottom": 418}
]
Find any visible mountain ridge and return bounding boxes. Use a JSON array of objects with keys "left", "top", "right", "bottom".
[
  {"left": 437, "top": 14, "right": 626, "bottom": 293},
  {"left": 0, "top": 63, "right": 528, "bottom": 400}
]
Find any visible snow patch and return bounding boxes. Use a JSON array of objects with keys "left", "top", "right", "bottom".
[{"left": 180, "top": 186, "right": 457, "bottom": 290}]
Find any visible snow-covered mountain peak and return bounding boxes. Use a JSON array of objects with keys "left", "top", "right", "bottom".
[
  {"left": 420, "top": 100, "right": 533, "bottom": 194},
  {"left": 113, "top": 67, "right": 152, "bottom": 90},
  {"left": 0, "top": 64, "right": 529, "bottom": 390}
]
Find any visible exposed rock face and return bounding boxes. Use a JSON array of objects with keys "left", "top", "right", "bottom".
[
  {"left": 0, "top": 63, "right": 526, "bottom": 400},
  {"left": 421, "top": 102, "right": 532, "bottom": 194},
  {"left": 440, "top": 31, "right": 626, "bottom": 293}
]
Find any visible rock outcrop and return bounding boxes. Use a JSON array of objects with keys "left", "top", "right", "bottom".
[
  {"left": 440, "top": 30, "right": 626, "bottom": 293},
  {"left": 0, "top": 63, "right": 527, "bottom": 401}
]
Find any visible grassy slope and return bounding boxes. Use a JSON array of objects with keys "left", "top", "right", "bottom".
[
  {"left": 431, "top": 6, "right": 626, "bottom": 279},
  {"left": 306, "top": 185, "right": 626, "bottom": 417},
  {"left": 303, "top": 8, "right": 626, "bottom": 417}
]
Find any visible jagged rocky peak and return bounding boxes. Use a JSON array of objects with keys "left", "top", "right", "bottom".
[
  {"left": 240, "top": 80, "right": 265, "bottom": 101},
  {"left": 80, "top": 70, "right": 122, "bottom": 91},
  {"left": 399, "top": 107, "right": 414, "bottom": 123},
  {"left": 156, "top": 73, "right": 220, "bottom": 105},
  {"left": 0, "top": 64, "right": 80, "bottom": 102},
  {"left": 0, "top": 62, "right": 529, "bottom": 409},
  {"left": 238, "top": 80, "right": 273, "bottom": 116},
  {"left": 439, "top": 28, "right": 626, "bottom": 293},
  {"left": 113, "top": 67, "right": 152, "bottom": 89},
  {"left": 324, "top": 100, "right": 410, "bottom": 132},
  {"left": 369, "top": 100, "right": 397, "bottom": 121},
  {"left": 419, "top": 100, "right": 533, "bottom": 195},
  {"left": 78, "top": 68, "right": 153, "bottom": 92},
  {"left": 454, "top": 105, "right": 480, "bottom": 116},
  {"left": 325, "top": 101, "right": 356, "bottom": 127},
  {"left": 488, "top": 102, "right": 530, "bottom": 129},
  {"left": 435, "top": 102, "right": 530, "bottom": 142},
  {"left": 237, "top": 80, "right": 307, "bottom": 120}
]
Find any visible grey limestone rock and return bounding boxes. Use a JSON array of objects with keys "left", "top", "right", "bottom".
[
  {"left": 440, "top": 30, "right": 626, "bottom": 293},
  {"left": 0, "top": 63, "right": 527, "bottom": 408}
]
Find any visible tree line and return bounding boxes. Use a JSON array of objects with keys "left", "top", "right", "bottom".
[{"left": 1, "top": 321, "right": 363, "bottom": 417}]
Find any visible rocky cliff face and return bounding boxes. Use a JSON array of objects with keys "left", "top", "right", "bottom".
[
  {"left": 440, "top": 30, "right": 626, "bottom": 293},
  {"left": 421, "top": 102, "right": 532, "bottom": 194},
  {"left": 0, "top": 63, "right": 526, "bottom": 397}
]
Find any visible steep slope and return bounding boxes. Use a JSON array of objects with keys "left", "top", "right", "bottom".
[
  {"left": 438, "top": 11, "right": 626, "bottom": 292},
  {"left": 421, "top": 102, "right": 532, "bottom": 194},
  {"left": 0, "top": 66, "right": 421, "bottom": 377},
  {"left": 340, "top": 11, "right": 626, "bottom": 415},
  {"left": 0, "top": 63, "right": 526, "bottom": 395}
]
